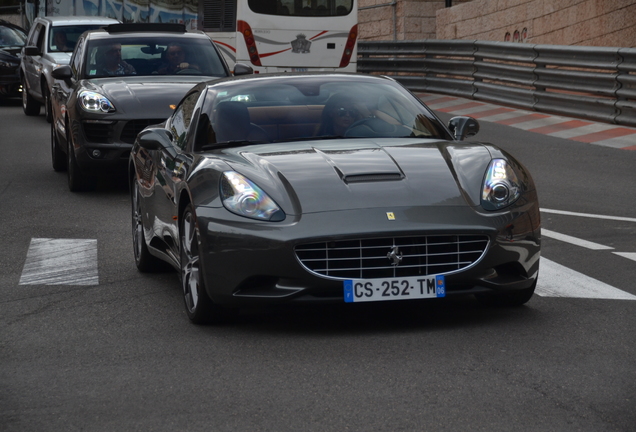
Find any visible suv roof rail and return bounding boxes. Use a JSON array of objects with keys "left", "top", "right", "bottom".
[{"left": 105, "top": 23, "right": 186, "bottom": 33}]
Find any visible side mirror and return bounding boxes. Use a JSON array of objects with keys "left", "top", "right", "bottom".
[
  {"left": 24, "top": 46, "right": 40, "bottom": 56},
  {"left": 51, "top": 65, "right": 72, "bottom": 80},
  {"left": 448, "top": 116, "right": 480, "bottom": 141},
  {"left": 137, "top": 128, "right": 173, "bottom": 151},
  {"left": 233, "top": 63, "right": 253, "bottom": 76}
]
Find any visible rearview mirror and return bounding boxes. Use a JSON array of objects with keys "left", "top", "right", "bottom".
[
  {"left": 24, "top": 46, "right": 40, "bottom": 56},
  {"left": 448, "top": 116, "right": 480, "bottom": 141},
  {"left": 233, "top": 63, "right": 253, "bottom": 76},
  {"left": 51, "top": 65, "right": 72, "bottom": 80},
  {"left": 137, "top": 128, "right": 173, "bottom": 151}
]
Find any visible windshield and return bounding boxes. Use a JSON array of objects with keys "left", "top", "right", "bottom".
[
  {"left": 199, "top": 76, "right": 448, "bottom": 148},
  {"left": 49, "top": 25, "right": 108, "bottom": 53},
  {"left": 84, "top": 37, "right": 227, "bottom": 78},
  {"left": 248, "top": 0, "right": 354, "bottom": 16},
  {"left": 0, "top": 25, "right": 26, "bottom": 48}
]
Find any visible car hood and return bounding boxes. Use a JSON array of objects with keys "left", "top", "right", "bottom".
[
  {"left": 47, "top": 52, "right": 71, "bottom": 64},
  {"left": 81, "top": 77, "right": 205, "bottom": 117},
  {"left": 207, "top": 139, "right": 494, "bottom": 214}
]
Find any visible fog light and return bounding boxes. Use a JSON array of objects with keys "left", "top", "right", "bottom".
[{"left": 92, "top": 149, "right": 102, "bottom": 158}]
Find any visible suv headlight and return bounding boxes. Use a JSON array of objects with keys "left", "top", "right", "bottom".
[
  {"left": 481, "top": 159, "right": 522, "bottom": 210},
  {"left": 220, "top": 171, "right": 285, "bottom": 221},
  {"left": 79, "top": 90, "right": 115, "bottom": 113}
]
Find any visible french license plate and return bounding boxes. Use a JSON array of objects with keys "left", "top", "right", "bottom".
[{"left": 344, "top": 275, "right": 445, "bottom": 303}]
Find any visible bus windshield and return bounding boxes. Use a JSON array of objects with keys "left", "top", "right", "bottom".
[{"left": 248, "top": 0, "right": 354, "bottom": 17}]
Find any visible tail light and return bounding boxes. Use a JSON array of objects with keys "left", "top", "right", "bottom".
[
  {"left": 339, "top": 24, "right": 358, "bottom": 68},
  {"left": 238, "top": 20, "right": 262, "bottom": 66}
]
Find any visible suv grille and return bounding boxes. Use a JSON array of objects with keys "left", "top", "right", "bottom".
[
  {"left": 121, "top": 119, "right": 165, "bottom": 144},
  {"left": 295, "top": 235, "right": 489, "bottom": 279}
]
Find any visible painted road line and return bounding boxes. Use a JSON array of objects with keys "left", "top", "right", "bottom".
[
  {"left": 540, "top": 208, "right": 636, "bottom": 223},
  {"left": 19, "top": 238, "right": 99, "bottom": 286},
  {"left": 592, "top": 135, "right": 636, "bottom": 149},
  {"left": 536, "top": 258, "right": 636, "bottom": 300},
  {"left": 613, "top": 252, "right": 636, "bottom": 262},
  {"left": 542, "top": 229, "right": 614, "bottom": 250}
]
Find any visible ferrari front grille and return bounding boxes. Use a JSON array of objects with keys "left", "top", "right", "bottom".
[
  {"left": 295, "top": 235, "right": 489, "bottom": 279},
  {"left": 121, "top": 119, "right": 165, "bottom": 144}
]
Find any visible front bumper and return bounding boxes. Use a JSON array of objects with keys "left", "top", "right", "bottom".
[
  {"left": 71, "top": 117, "right": 165, "bottom": 174},
  {"left": 195, "top": 198, "right": 541, "bottom": 306}
]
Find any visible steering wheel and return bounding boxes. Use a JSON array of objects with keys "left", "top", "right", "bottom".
[
  {"left": 176, "top": 68, "right": 202, "bottom": 75},
  {"left": 344, "top": 116, "right": 399, "bottom": 137}
]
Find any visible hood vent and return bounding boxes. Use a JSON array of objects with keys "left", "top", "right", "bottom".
[{"left": 343, "top": 173, "right": 403, "bottom": 184}]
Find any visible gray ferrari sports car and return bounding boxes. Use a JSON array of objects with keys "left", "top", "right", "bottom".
[{"left": 130, "top": 72, "right": 541, "bottom": 324}]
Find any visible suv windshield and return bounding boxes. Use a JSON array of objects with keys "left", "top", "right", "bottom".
[
  {"left": 49, "top": 25, "right": 108, "bottom": 53},
  {"left": 84, "top": 37, "right": 227, "bottom": 78}
]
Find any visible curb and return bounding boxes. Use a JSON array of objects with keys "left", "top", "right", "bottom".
[{"left": 416, "top": 92, "right": 636, "bottom": 150}]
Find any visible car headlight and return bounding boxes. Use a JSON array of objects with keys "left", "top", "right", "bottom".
[
  {"left": 481, "top": 159, "right": 522, "bottom": 210},
  {"left": 78, "top": 90, "right": 115, "bottom": 113},
  {"left": 220, "top": 171, "right": 285, "bottom": 221},
  {"left": 0, "top": 59, "right": 17, "bottom": 68}
]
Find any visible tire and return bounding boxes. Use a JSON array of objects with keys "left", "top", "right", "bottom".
[
  {"left": 131, "top": 180, "right": 165, "bottom": 272},
  {"left": 180, "top": 203, "right": 236, "bottom": 324},
  {"left": 51, "top": 122, "right": 67, "bottom": 172},
  {"left": 475, "top": 280, "right": 537, "bottom": 307},
  {"left": 66, "top": 124, "right": 97, "bottom": 192},
  {"left": 21, "top": 76, "right": 41, "bottom": 116},
  {"left": 43, "top": 85, "right": 52, "bottom": 123}
]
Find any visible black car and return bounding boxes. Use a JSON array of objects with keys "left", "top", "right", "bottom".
[
  {"left": 129, "top": 73, "right": 541, "bottom": 324},
  {"left": 0, "top": 20, "right": 27, "bottom": 98},
  {"left": 50, "top": 23, "right": 251, "bottom": 192}
]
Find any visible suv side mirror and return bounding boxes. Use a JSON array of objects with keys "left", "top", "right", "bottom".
[
  {"left": 448, "top": 116, "right": 480, "bottom": 141},
  {"left": 24, "top": 46, "right": 40, "bottom": 56},
  {"left": 233, "top": 63, "right": 253, "bottom": 76}
]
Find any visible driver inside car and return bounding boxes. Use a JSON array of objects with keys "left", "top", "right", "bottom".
[
  {"left": 155, "top": 43, "right": 199, "bottom": 74},
  {"left": 316, "top": 93, "right": 362, "bottom": 136}
]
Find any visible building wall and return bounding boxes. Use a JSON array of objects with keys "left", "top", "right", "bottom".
[
  {"left": 436, "top": 0, "right": 636, "bottom": 47},
  {"left": 358, "top": 0, "right": 471, "bottom": 41}
]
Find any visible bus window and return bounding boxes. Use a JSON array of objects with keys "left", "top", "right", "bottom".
[{"left": 247, "top": 0, "right": 353, "bottom": 17}]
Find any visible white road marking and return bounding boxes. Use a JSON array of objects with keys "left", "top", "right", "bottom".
[
  {"left": 541, "top": 208, "right": 636, "bottom": 223},
  {"left": 536, "top": 258, "right": 636, "bottom": 300},
  {"left": 19, "top": 238, "right": 98, "bottom": 286},
  {"left": 542, "top": 229, "right": 614, "bottom": 250},
  {"left": 613, "top": 252, "right": 636, "bottom": 262}
]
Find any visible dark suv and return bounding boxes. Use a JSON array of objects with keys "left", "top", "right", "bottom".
[{"left": 50, "top": 23, "right": 252, "bottom": 191}]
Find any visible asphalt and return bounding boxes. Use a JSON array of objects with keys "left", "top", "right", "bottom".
[{"left": 417, "top": 92, "right": 636, "bottom": 150}]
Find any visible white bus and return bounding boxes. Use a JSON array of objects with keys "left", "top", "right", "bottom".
[{"left": 200, "top": 0, "right": 358, "bottom": 72}]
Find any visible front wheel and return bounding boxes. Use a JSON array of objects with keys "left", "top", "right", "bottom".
[
  {"left": 51, "top": 122, "right": 67, "bottom": 172},
  {"left": 180, "top": 203, "right": 235, "bottom": 324},
  {"left": 21, "top": 76, "right": 41, "bottom": 116},
  {"left": 43, "top": 85, "right": 52, "bottom": 123},
  {"left": 475, "top": 280, "right": 537, "bottom": 307},
  {"left": 67, "top": 124, "right": 96, "bottom": 192},
  {"left": 132, "top": 180, "right": 165, "bottom": 272}
]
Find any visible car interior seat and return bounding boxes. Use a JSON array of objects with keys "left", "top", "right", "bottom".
[{"left": 214, "top": 101, "right": 270, "bottom": 143}]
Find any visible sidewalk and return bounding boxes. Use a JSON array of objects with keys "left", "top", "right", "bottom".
[{"left": 416, "top": 92, "right": 636, "bottom": 151}]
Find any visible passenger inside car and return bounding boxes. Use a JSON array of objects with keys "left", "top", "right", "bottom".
[{"left": 96, "top": 43, "right": 136, "bottom": 76}]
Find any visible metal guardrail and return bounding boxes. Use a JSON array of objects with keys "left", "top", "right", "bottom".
[{"left": 358, "top": 40, "right": 636, "bottom": 127}]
